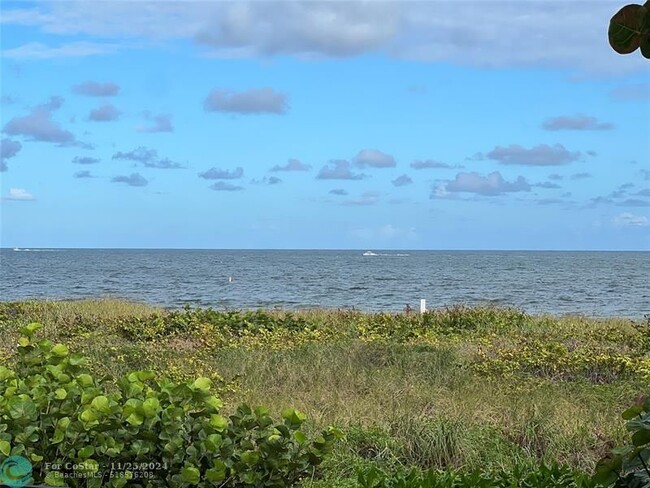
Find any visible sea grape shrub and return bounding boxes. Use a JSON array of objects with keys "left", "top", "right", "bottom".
[
  {"left": 471, "top": 338, "right": 650, "bottom": 383},
  {"left": 594, "top": 395, "right": 650, "bottom": 488},
  {"left": 0, "top": 323, "right": 342, "bottom": 487},
  {"left": 116, "top": 308, "right": 313, "bottom": 342},
  {"left": 421, "top": 305, "right": 530, "bottom": 334},
  {"left": 354, "top": 306, "right": 529, "bottom": 343},
  {"left": 356, "top": 463, "right": 597, "bottom": 487}
]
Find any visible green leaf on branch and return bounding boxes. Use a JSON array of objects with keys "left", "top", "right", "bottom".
[{"left": 609, "top": 3, "right": 649, "bottom": 55}]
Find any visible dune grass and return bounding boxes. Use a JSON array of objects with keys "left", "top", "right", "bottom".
[{"left": 0, "top": 299, "right": 647, "bottom": 486}]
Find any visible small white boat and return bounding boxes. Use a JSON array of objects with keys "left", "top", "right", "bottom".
[{"left": 362, "top": 251, "right": 377, "bottom": 256}]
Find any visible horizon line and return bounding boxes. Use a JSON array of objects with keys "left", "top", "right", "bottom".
[{"left": 2, "top": 247, "right": 648, "bottom": 252}]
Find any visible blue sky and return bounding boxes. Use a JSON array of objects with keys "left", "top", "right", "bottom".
[{"left": 1, "top": 1, "right": 649, "bottom": 250}]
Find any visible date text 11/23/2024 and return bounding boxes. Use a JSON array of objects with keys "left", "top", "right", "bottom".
[{"left": 42, "top": 460, "right": 168, "bottom": 480}]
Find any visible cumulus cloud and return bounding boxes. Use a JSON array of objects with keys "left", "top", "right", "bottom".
[
  {"left": 641, "top": 169, "right": 650, "bottom": 181},
  {"left": 636, "top": 189, "right": 650, "bottom": 197},
  {"left": 613, "top": 212, "right": 649, "bottom": 227},
  {"left": 354, "top": 149, "right": 396, "bottom": 168},
  {"left": 72, "top": 81, "right": 120, "bottom": 97},
  {"left": 138, "top": 113, "right": 173, "bottom": 133},
  {"left": 1, "top": 138, "right": 22, "bottom": 171},
  {"left": 210, "top": 181, "right": 243, "bottom": 191},
  {"left": 437, "top": 171, "right": 531, "bottom": 196},
  {"left": 3, "top": 188, "right": 35, "bottom": 201},
  {"left": 113, "top": 147, "right": 183, "bottom": 169},
  {"left": 316, "top": 160, "right": 366, "bottom": 180},
  {"left": 89, "top": 103, "right": 121, "bottom": 122},
  {"left": 392, "top": 174, "right": 413, "bottom": 187},
  {"left": 484, "top": 144, "right": 582, "bottom": 166},
  {"left": 329, "top": 189, "right": 348, "bottom": 196},
  {"left": 74, "top": 170, "right": 93, "bottom": 178},
  {"left": 111, "top": 173, "right": 148, "bottom": 187},
  {"left": 344, "top": 191, "right": 380, "bottom": 206},
  {"left": 535, "top": 181, "right": 562, "bottom": 189},
  {"left": 616, "top": 199, "right": 650, "bottom": 207},
  {"left": 203, "top": 87, "right": 287, "bottom": 114},
  {"left": 270, "top": 158, "right": 310, "bottom": 172},
  {"left": 72, "top": 156, "right": 99, "bottom": 165},
  {"left": 570, "top": 172, "right": 592, "bottom": 180},
  {"left": 610, "top": 83, "right": 650, "bottom": 101},
  {"left": 3, "top": 96, "right": 76, "bottom": 145},
  {"left": 196, "top": 2, "right": 399, "bottom": 58},
  {"left": 410, "top": 159, "right": 460, "bottom": 170},
  {"left": 199, "top": 167, "right": 244, "bottom": 180},
  {"left": 548, "top": 174, "right": 564, "bottom": 181},
  {"left": 542, "top": 115, "right": 614, "bottom": 131}
]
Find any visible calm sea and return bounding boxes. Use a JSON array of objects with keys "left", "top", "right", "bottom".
[{"left": 0, "top": 249, "right": 648, "bottom": 318}]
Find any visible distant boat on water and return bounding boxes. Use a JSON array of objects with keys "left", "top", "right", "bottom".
[{"left": 363, "top": 251, "right": 378, "bottom": 256}]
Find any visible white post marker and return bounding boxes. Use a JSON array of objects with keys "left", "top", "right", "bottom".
[{"left": 420, "top": 299, "right": 426, "bottom": 314}]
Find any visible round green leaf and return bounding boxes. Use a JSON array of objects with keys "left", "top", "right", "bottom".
[
  {"left": 77, "top": 374, "right": 94, "bottom": 387},
  {"left": 180, "top": 466, "right": 201, "bottom": 485},
  {"left": 51, "top": 344, "right": 69, "bottom": 357},
  {"left": 44, "top": 471, "right": 66, "bottom": 487},
  {"left": 241, "top": 451, "right": 260, "bottom": 465},
  {"left": 68, "top": 353, "right": 86, "bottom": 366},
  {"left": 609, "top": 4, "right": 644, "bottom": 54},
  {"left": 8, "top": 395, "right": 37, "bottom": 419},
  {"left": 80, "top": 408, "right": 98, "bottom": 423},
  {"left": 142, "top": 397, "right": 161, "bottom": 418},
  {"left": 209, "top": 414, "right": 228, "bottom": 432},
  {"left": 91, "top": 395, "right": 111, "bottom": 414},
  {"left": 192, "top": 377, "right": 212, "bottom": 391},
  {"left": 0, "top": 440, "right": 10, "bottom": 456},
  {"left": 22, "top": 322, "right": 42, "bottom": 337},
  {"left": 205, "top": 463, "right": 226, "bottom": 482},
  {"left": 78, "top": 446, "right": 95, "bottom": 459}
]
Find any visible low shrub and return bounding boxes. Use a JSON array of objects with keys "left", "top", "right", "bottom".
[
  {"left": 355, "top": 464, "right": 597, "bottom": 488},
  {"left": 594, "top": 394, "right": 650, "bottom": 488},
  {"left": 0, "top": 323, "right": 341, "bottom": 487}
]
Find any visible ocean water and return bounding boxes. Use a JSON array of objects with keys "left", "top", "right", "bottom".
[{"left": 0, "top": 249, "right": 648, "bottom": 318}]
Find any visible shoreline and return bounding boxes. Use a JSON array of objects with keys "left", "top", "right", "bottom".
[{"left": 0, "top": 297, "right": 647, "bottom": 321}]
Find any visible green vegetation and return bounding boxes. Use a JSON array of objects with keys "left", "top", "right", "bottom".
[
  {"left": 0, "top": 321, "right": 340, "bottom": 487},
  {"left": 0, "top": 300, "right": 648, "bottom": 486},
  {"left": 609, "top": 1, "right": 650, "bottom": 58}
]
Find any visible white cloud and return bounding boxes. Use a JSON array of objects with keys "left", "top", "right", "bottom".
[
  {"left": 542, "top": 115, "right": 614, "bottom": 131},
  {"left": 72, "top": 81, "right": 120, "bottom": 97},
  {"left": 4, "top": 2, "right": 646, "bottom": 74},
  {"left": 437, "top": 171, "right": 531, "bottom": 196},
  {"left": 354, "top": 149, "right": 396, "bottom": 168},
  {"left": 613, "top": 212, "right": 650, "bottom": 227},
  {"left": 2, "top": 41, "right": 120, "bottom": 59},
  {"left": 3, "top": 97, "right": 76, "bottom": 145},
  {"left": 204, "top": 88, "right": 287, "bottom": 114},
  {"left": 3, "top": 188, "right": 35, "bottom": 201},
  {"left": 485, "top": 144, "right": 582, "bottom": 166}
]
